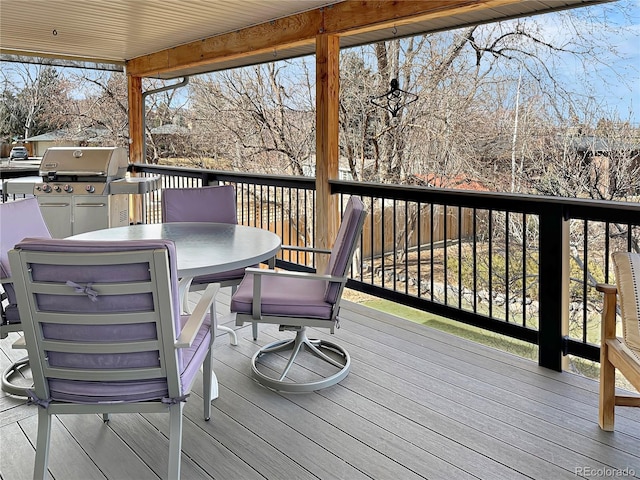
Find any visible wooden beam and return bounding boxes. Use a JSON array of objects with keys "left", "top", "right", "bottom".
[
  {"left": 315, "top": 34, "right": 340, "bottom": 263},
  {"left": 126, "top": 0, "right": 523, "bottom": 77},
  {"left": 323, "top": 0, "right": 521, "bottom": 36},
  {"left": 127, "top": 75, "right": 144, "bottom": 224},
  {"left": 126, "top": 9, "right": 322, "bottom": 77},
  {"left": 127, "top": 76, "right": 144, "bottom": 164}
]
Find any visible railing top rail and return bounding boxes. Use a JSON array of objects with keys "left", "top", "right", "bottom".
[
  {"left": 128, "top": 163, "right": 638, "bottom": 223},
  {"left": 330, "top": 180, "right": 640, "bottom": 222},
  {"left": 130, "top": 163, "right": 315, "bottom": 189}
]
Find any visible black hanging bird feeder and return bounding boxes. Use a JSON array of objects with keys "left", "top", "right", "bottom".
[{"left": 370, "top": 78, "right": 418, "bottom": 117}]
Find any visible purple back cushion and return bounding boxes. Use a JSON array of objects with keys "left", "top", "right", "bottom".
[
  {"left": 324, "top": 197, "right": 366, "bottom": 303},
  {"left": 0, "top": 198, "right": 51, "bottom": 304},
  {"left": 162, "top": 185, "right": 237, "bottom": 224},
  {"left": 16, "top": 238, "right": 181, "bottom": 374}
]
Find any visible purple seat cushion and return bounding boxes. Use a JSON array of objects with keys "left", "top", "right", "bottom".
[
  {"left": 48, "top": 378, "right": 170, "bottom": 403},
  {"left": 231, "top": 272, "right": 332, "bottom": 320}
]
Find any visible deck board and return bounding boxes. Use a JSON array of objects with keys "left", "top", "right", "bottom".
[{"left": 1, "top": 289, "right": 639, "bottom": 480}]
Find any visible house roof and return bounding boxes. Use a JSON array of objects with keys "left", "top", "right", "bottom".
[
  {"left": 0, "top": 1, "right": 612, "bottom": 79},
  {"left": 150, "top": 124, "right": 190, "bottom": 135},
  {"left": 567, "top": 135, "right": 640, "bottom": 154},
  {"left": 415, "top": 173, "right": 490, "bottom": 192},
  {"left": 24, "top": 128, "right": 111, "bottom": 143}
]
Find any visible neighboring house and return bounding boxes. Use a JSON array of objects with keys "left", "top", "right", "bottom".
[
  {"left": 148, "top": 124, "right": 191, "bottom": 161},
  {"left": 23, "top": 128, "right": 112, "bottom": 157},
  {"left": 567, "top": 135, "right": 640, "bottom": 198}
]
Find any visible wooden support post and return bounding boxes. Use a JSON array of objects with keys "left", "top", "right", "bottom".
[
  {"left": 127, "top": 75, "right": 144, "bottom": 224},
  {"left": 127, "top": 75, "right": 144, "bottom": 164},
  {"left": 315, "top": 34, "right": 340, "bottom": 271}
]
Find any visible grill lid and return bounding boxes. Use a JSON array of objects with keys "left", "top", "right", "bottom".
[{"left": 39, "top": 147, "right": 128, "bottom": 181}]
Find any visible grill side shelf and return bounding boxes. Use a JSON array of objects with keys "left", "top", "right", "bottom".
[{"left": 109, "top": 177, "right": 161, "bottom": 194}]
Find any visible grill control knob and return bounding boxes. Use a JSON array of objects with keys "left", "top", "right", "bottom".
[
  {"left": 41, "top": 184, "right": 52, "bottom": 193},
  {"left": 86, "top": 185, "right": 95, "bottom": 193},
  {"left": 54, "top": 185, "right": 61, "bottom": 192},
  {"left": 63, "top": 184, "right": 73, "bottom": 193}
]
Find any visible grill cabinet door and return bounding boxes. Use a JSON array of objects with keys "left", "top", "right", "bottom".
[
  {"left": 37, "top": 196, "right": 72, "bottom": 238},
  {"left": 73, "top": 196, "right": 109, "bottom": 235}
]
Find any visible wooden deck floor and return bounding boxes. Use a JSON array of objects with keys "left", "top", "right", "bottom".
[{"left": 1, "top": 289, "right": 639, "bottom": 480}]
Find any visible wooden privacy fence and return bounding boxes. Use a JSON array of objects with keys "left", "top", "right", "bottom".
[
  {"left": 360, "top": 202, "right": 476, "bottom": 259},
  {"left": 239, "top": 198, "right": 476, "bottom": 266}
]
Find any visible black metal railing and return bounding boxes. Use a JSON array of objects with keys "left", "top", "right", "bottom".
[{"left": 6, "top": 164, "right": 639, "bottom": 372}]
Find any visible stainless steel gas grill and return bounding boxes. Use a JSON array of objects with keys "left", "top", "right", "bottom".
[
  {"left": 3, "top": 146, "right": 159, "bottom": 238},
  {"left": 32, "top": 147, "right": 130, "bottom": 238}
]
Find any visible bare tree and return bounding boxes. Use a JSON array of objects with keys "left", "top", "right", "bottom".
[
  {"left": 189, "top": 60, "right": 316, "bottom": 175},
  {"left": 0, "top": 63, "right": 69, "bottom": 141}
]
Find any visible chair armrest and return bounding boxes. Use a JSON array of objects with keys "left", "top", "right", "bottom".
[
  {"left": 245, "top": 268, "right": 346, "bottom": 319},
  {"left": 175, "top": 283, "right": 219, "bottom": 348},
  {"left": 597, "top": 283, "right": 618, "bottom": 343},
  {"left": 12, "top": 336, "right": 26, "bottom": 350},
  {"left": 280, "top": 245, "right": 332, "bottom": 255},
  {"left": 596, "top": 283, "right": 617, "bottom": 294},
  {"left": 244, "top": 267, "right": 346, "bottom": 284}
]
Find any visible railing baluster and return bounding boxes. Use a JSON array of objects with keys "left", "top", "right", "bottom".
[
  {"left": 522, "top": 213, "right": 527, "bottom": 328},
  {"left": 443, "top": 203, "right": 448, "bottom": 306},
  {"left": 473, "top": 208, "right": 478, "bottom": 313},
  {"left": 458, "top": 206, "right": 462, "bottom": 309},
  {"left": 417, "top": 201, "right": 422, "bottom": 298},
  {"left": 506, "top": 211, "right": 510, "bottom": 323},
  {"left": 430, "top": 203, "right": 434, "bottom": 302},
  {"left": 488, "top": 209, "right": 493, "bottom": 319}
]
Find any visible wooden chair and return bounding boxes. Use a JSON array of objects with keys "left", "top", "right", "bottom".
[
  {"left": 1, "top": 198, "right": 52, "bottom": 396},
  {"left": 596, "top": 252, "right": 640, "bottom": 431},
  {"left": 231, "top": 196, "right": 367, "bottom": 392},
  {"left": 9, "top": 238, "right": 219, "bottom": 479}
]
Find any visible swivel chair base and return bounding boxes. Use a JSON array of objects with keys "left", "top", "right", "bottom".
[
  {"left": 251, "top": 326, "right": 350, "bottom": 393},
  {"left": 1, "top": 355, "right": 31, "bottom": 397}
]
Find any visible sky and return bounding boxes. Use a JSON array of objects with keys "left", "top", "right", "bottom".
[
  {"left": 556, "top": 0, "right": 640, "bottom": 124},
  {"left": 2, "top": 0, "right": 639, "bottom": 126}
]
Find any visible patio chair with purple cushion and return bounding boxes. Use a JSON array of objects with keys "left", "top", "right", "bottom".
[
  {"left": 162, "top": 184, "right": 261, "bottom": 343},
  {"left": 0, "top": 198, "right": 52, "bottom": 396},
  {"left": 9, "top": 238, "right": 219, "bottom": 480},
  {"left": 231, "top": 196, "right": 367, "bottom": 392}
]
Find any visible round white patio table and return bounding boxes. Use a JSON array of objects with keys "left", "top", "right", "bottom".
[{"left": 70, "top": 222, "right": 281, "bottom": 278}]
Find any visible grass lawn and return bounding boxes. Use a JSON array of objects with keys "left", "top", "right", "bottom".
[{"left": 361, "top": 298, "right": 538, "bottom": 361}]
